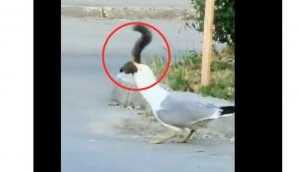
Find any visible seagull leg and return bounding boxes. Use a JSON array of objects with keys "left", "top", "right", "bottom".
[
  {"left": 124, "top": 91, "right": 132, "bottom": 109},
  {"left": 177, "top": 129, "right": 195, "bottom": 143},
  {"left": 148, "top": 130, "right": 175, "bottom": 144}
]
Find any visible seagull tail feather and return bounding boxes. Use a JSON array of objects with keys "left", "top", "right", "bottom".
[{"left": 220, "top": 106, "right": 235, "bottom": 115}]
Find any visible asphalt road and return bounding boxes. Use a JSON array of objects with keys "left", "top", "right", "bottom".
[{"left": 61, "top": 17, "right": 234, "bottom": 172}]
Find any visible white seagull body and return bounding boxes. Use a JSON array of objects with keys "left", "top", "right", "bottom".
[
  {"left": 117, "top": 24, "right": 234, "bottom": 143},
  {"left": 119, "top": 62, "right": 235, "bottom": 143}
]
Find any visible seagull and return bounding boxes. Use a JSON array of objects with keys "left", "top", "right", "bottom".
[
  {"left": 119, "top": 61, "right": 235, "bottom": 144},
  {"left": 115, "top": 24, "right": 235, "bottom": 143}
]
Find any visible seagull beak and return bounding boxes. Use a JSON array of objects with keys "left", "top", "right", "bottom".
[{"left": 116, "top": 73, "right": 123, "bottom": 80}]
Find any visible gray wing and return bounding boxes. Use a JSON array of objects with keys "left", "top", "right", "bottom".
[{"left": 156, "top": 93, "right": 221, "bottom": 128}]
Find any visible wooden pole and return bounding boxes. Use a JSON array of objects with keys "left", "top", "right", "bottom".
[{"left": 201, "top": 0, "right": 216, "bottom": 86}]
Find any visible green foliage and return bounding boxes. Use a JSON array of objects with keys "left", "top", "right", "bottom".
[
  {"left": 188, "top": 0, "right": 235, "bottom": 46},
  {"left": 150, "top": 51, "right": 234, "bottom": 100}
]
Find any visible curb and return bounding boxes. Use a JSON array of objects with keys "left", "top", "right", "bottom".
[{"left": 61, "top": 5, "right": 196, "bottom": 20}]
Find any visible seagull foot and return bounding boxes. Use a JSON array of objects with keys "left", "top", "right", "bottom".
[
  {"left": 147, "top": 131, "right": 175, "bottom": 144},
  {"left": 176, "top": 137, "right": 189, "bottom": 143},
  {"left": 176, "top": 129, "right": 195, "bottom": 144},
  {"left": 148, "top": 139, "right": 165, "bottom": 144}
]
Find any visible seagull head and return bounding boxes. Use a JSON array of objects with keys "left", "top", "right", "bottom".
[{"left": 119, "top": 61, "right": 157, "bottom": 88}]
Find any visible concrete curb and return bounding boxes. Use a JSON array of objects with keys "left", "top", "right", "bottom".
[{"left": 61, "top": 5, "right": 196, "bottom": 20}]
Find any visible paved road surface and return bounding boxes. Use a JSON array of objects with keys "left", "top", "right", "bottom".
[{"left": 61, "top": 17, "right": 234, "bottom": 172}]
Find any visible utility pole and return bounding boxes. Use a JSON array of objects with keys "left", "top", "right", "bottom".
[{"left": 201, "top": 0, "right": 216, "bottom": 86}]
